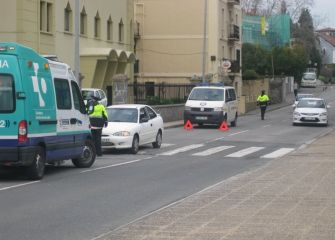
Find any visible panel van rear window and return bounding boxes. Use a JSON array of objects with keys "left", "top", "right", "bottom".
[{"left": 0, "top": 75, "right": 15, "bottom": 113}]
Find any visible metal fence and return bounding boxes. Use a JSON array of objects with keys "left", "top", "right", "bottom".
[{"left": 129, "top": 83, "right": 196, "bottom": 105}]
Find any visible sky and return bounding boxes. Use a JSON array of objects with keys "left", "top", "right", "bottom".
[{"left": 311, "top": 0, "right": 335, "bottom": 29}]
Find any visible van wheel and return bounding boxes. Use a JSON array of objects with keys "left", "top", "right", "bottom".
[
  {"left": 130, "top": 135, "right": 139, "bottom": 154},
  {"left": 230, "top": 114, "right": 238, "bottom": 127},
  {"left": 26, "top": 146, "right": 45, "bottom": 180},
  {"left": 72, "top": 139, "right": 96, "bottom": 168},
  {"left": 152, "top": 130, "right": 162, "bottom": 148}
]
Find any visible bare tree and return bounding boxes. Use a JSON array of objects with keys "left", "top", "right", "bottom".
[{"left": 241, "top": 0, "right": 314, "bottom": 21}]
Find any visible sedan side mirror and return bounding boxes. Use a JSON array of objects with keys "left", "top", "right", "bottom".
[{"left": 327, "top": 105, "right": 331, "bottom": 109}]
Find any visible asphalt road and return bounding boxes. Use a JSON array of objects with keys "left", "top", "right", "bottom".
[{"left": 0, "top": 86, "right": 334, "bottom": 240}]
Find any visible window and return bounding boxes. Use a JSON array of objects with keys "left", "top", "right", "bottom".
[
  {"left": 118, "top": 19, "right": 124, "bottom": 42},
  {"left": 64, "top": 2, "right": 72, "bottom": 32},
  {"left": 140, "top": 108, "right": 149, "bottom": 121},
  {"left": 107, "top": 16, "right": 113, "bottom": 41},
  {"left": 94, "top": 12, "right": 101, "bottom": 38},
  {"left": 0, "top": 75, "right": 15, "bottom": 113},
  {"left": 145, "top": 106, "right": 157, "bottom": 119},
  {"left": 71, "top": 81, "right": 86, "bottom": 114},
  {"left": 80, "top": 7, "right": 87, "bottom": 35},
  {"left": 228, "top": 89, "right": 236, "bottom": 101},
  {"left": 40, "top": 1, "right": 53, "bottom": 33},
  {"left": 55, "top": 79, "right": 72, "bottom": 110}
]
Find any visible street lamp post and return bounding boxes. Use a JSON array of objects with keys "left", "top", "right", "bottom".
[
  {"left": 74, "top": 0, "right": 80, "bottom": 85},
  {"left": 202, "top": 0, "right": 208, "bottom": 83}
]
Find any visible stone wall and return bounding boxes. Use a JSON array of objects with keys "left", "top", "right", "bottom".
[{"left": 152, "top": 104, "right": 185, "bottom": 122}]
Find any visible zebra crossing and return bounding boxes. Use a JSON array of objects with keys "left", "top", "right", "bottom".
[{"left": 156, "top": 143, "right": 295, "bottom": 159}]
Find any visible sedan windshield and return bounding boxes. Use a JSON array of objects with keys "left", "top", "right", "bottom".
[
  {"left": 296, "top": 94, "right": 313, "bottom": 101},
  {"left": 189, "top": 88, "right": 224, "bottom": 101},
  {"left": 107, "top": 108, "right": 138, "bottom": 123},
  {"left": 297, "top": 100, "right": 325, "bottom": 109}
]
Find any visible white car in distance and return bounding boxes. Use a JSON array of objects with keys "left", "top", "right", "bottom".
[
  {"left": 102, "top": 104, "right": 164, "bottom": 154},
  {"left": 82, "top": 88, "right": 108, "bottom": 107},
  {"left": 293, "top": 98, "right": 329, "bottom": 126}
]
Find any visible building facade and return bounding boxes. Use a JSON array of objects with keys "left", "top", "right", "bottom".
[
  {"left": 316, "top": 28, "right": 335, "bottom": 65},
  {"left": 0, "top": 0, "right": 135, "bottom": 89},
  {"left": 134, "top": 0, "right": 242, "bottom": 96}
]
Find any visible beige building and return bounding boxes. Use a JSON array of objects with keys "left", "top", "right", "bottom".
[
  {"left": 134, "top": 0, "right": 242, "bottom": 96},
  {"left": 0, "top": 0, "right": 135, "bottom": 90}
]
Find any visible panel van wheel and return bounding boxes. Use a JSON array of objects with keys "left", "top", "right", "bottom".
[
  {"left": 152, "top": 131, "right": 162, "bottom": 149},
  {"left": 130, "top": 135, "right": 139, "bottom": 154},
  {"left": 72, "top": 139, "right": 96, "bottom": 168},
  {"left": 26, "top": 146, "right": 45, "bottom": 180},
  {"left": 230, "top": 114, "right": 238, "bottom": 127}
]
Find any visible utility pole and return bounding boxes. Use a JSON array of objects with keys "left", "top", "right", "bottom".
[
  {"left": 202, "top": 0, "right": 208, "bottom": 83},
  {"left": 74, "top": 0, "right": 80, "bottom": 85}
]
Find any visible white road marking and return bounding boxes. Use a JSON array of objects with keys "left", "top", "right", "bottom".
[
  {"left": 262, "top": 125, "right": 271, "bottom": 128},
  {"left": 226, "top": 147, "right": 265, "bottom": 158},
  {"left": 161, "top": 143, "right": 175, "bottom": 148},
  {"left": 261, "top": 148, "right": 295, "bottom": 158},
  {"left": 228, "top": 130, "right": 249, "bottom": 136},
  {"left": 159, "top": 144, "right": 204, "bottom": 156},
  {"left": 81, "top": 157, "right": 154, "bottom": 173},
  {"left": 192, "top": 146, "right": 235, "bottom": 156},
  {"left": 0, "top": 181, "right": 40, "bottom": 191}
]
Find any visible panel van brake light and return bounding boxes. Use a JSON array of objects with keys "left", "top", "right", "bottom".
[{"left": 18, "top": 120, "right": 28, "bottom": 143}]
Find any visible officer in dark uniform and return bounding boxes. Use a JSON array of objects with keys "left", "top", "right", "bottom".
[
  {"left": 88, "top": 96, "right": 108, "bottom": 156},
  {"left": 257, "top": 90, "right": 270, "bottom": 120}
]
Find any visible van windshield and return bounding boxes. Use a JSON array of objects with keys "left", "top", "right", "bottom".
[
  {"left": 188, "top": 88, "right": 224, "bottom": 101},
  {"left": 0, "top": 75, "right": 15, "bottom": 113},
  {"left": 303, "top": 73, "right": 316, "bottom": 81}
]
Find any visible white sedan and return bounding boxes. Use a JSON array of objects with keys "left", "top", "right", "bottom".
[
  {"left": 293, "top": 98, "right": 329, "bottom": 126},
  {"left": 102, "top": 104, "right": 164, "bottom": 154}
]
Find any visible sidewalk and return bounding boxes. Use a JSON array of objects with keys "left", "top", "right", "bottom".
[{"left": 96, "top": 128, "right": 335, "bottom": 240}]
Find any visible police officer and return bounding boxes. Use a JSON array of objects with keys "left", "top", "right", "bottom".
[
  {"left": 88, "top": 96, "right": 108, "bottom": 156},
  {"left": 257, "top": 90, "right": 270, "bottom": 120}
]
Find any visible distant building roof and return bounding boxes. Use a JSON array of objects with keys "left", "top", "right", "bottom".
[
  {"left": 316, "top": 28, "right": 335, "bottom": 33},
  {"left": 318, "top": 33, "right": 335, "bottom": 47}
]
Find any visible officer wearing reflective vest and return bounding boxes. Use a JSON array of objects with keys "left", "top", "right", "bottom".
[
  {"left": 87, "top": 96, "right": 108, "bottom": 156},
  {"left": 257, "top": 90, "right": 270, "bottom": 120}
]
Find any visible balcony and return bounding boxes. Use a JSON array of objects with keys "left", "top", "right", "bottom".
[
  {"left": 228, "top": 24, "right": 240, "bottom": 42},
  {"left": 227, "top": 0, "right": 240, "bottom": 6}
]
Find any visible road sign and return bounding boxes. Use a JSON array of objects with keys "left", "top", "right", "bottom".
[{"left": 222, "top": 60, "right": 231, "bottom": 69}]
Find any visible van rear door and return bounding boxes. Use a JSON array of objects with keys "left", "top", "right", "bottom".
[{"left": 0, "top": 55, "right": 25, "bottom": 146}]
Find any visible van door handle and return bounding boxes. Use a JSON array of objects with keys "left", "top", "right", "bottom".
[{"left": 70, "top": 118, "right": 77, "bottom": 124}]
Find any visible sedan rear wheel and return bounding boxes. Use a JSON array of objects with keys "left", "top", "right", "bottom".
[{"left": 152, "top": 130, "right": 162, "bottom": 148}]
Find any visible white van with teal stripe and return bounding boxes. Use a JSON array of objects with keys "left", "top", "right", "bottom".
[{"left": 0, "top": 42, "right": 96, "bottom": 179}]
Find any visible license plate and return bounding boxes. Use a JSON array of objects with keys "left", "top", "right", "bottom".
[
  {"left": 102, "top": 138, "right": 111, "bottom": 142},
  {"left": 196, "top": 116, "right": 207, "bottom": 120},
  {"left": 304, "top": 117, "right": 315, "bottom": 120}
]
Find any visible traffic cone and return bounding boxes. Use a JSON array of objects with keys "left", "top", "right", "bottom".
[
  {"left": 183, "top": 120, "right": 193, "bottom": 130},
  {"left": 219, "top": 121, "right": 229, "bottom": 131}
]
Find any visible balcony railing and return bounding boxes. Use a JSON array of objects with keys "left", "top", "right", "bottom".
[
  {"left": 228, "top": 24, "right": 240, "bottom": 41},
  {"left": 227, "top": 0, "right": 240, "bottom": 6}
]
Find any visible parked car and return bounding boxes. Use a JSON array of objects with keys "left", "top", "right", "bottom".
[
  {"left": 102, "top": 104, "right": 164, "bottom": 154},
  {"left": 293, "top": 98, "right": 329, "bottom": 126},
  {"left": 81, "top": 88, "right": 107, "bottom": 107},
  {"left": 294, "top": 93, "right": 314, "bottom": 106}
]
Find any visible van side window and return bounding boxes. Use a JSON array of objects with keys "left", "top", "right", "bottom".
[
  {"left": 225, "top": 90, "right": 229, "bottom": 102},
  {"left": 228, "top": 89, "right": 236, "bottom": 101},
  {"left": 0, "top": 74, "right": 15, "bottom": 113},
  {"left": 55, "top": 78, "right": 72, "bottom": 110},
  {"left": 71, "top": 81, "right": 86, "bottom": 114}
]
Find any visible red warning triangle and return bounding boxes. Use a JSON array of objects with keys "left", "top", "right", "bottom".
[
  {"left": 219, "top": 121, "right": 229, "bottom": 131},
  {"left": 183, "top": 120, "right": 193, "bottom": 130}
]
